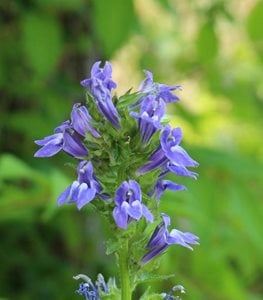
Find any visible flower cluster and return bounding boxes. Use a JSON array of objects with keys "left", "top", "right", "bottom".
[
  {"left": 34, "top": 61, "right": 199, "bottom": 297},
  {"left": 74, "top": 274, "right": 110, "bottom": 300}
]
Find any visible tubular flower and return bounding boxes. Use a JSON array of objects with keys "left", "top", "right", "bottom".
[
  {"left": 136, "top": 70, "right": 181, "bottom": 106},
  {"left": 161, "top": 285, "right": 186, "bottom": 300},
  {"left": 57, "top": 161, "right": 102, "bottom": 210},
  {"left": 71, "top": 103, "right": 101, "bottom": 138},
  {"left": 138, "top": 125, "right": 198, "bottom": 176},
  {"left": 74, "top": 273, "right": 110, "bottom": 300},
  {"left": 76, "top": 282, "right": 100, "bottom": 300},
  {"left": 34, "top": 121, "right": 88, "bottom": 158},
  {"left": 113, "top": 180, "right": 153, "bottom": 229},
  {"left": 149, "top": 178, "right": 186, "bottom": 200},
  {"left": 142, "top": 213, "right": 199, "bottom": 264},
  {"left": 131, "top": 95, "right": 165, "bottom": 144},
  {"left": 81, "top": 61, "right": 120, "bottom": 129}
]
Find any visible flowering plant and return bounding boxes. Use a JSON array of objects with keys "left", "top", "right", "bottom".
[{"left": 34, "top": 61, "right": 199, "bottom": 299}]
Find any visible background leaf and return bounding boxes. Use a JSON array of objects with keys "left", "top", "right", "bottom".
[
  {"left": 246, "top": 0, "right": 263, "bottom": 60},
  {"left": 21, "top": 13, "right": 63, "bottom": 77},
  {"left": 196, "top": 20, "right": 218, "bottom": 64},
  {"left": 93, "top": 0, "right": 137, "bottom": 57}
]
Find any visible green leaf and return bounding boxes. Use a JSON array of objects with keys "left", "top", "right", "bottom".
[
  {"left": 105, "top": 239, "right": 121, "bottom": 255},
  {"left": 41, "top": 168, "right": 71, "bottom": 221},
  {"left": 0, "top": 154, "right": 50, "bottom": 221},
  {"left": 93, "top": 0, "right": 137, "bottom": 57},
  {"left": 140, "top": 287, "right": 163, "bottom": 300},
  {"left": 117, "top": 91, "right": 143, "bottom": 110},
  {"left": 246, "top": 0, "right": 263, "bottom": 59},
  {"left": 135, "top": 272, "right": 175, "bottom": 285},
  {"left": 21, "top": 13, "right": 63, "bottom": 77},
  {"left": 196, "top": 21, "right": 218, "bottom": 63},
  {"left": 0, "top": 154, "right": 34, "bottom": 179}
]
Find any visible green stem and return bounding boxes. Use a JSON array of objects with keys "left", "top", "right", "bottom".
[{"left": 119, "top": 239, "right": 132, "bottom": 300}]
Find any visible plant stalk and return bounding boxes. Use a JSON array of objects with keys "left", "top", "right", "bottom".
[{"left": 119, "top": 239, "right": 132, "bottom": 300}]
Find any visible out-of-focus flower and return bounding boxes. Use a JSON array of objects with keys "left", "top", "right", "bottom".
[
  {"left": 138, "top": 126, "right": 198, "bottom": 176},
  {"left": 95, "top": 274, "right": 109, "bottom": 295},
  {"left": 81, "top": 61, "right": 120, "bottom": 129},
  {"left": 76, "top": 282, "right": 100, "bottom": 300},
  {"left": 34, "top": 121, "right": 88, "bottom": 158},
  {"left": 57, "top": 161, "right": 102, "bottom": 210},
  {"left": 142, "top": 213, "right": 199, "bottom": 264},
  {"left": 113, "top": 180, "right": 153, "bottom": 229},
  {"left": 161, "top": 285, "right": 186, "bottom": 300},
  {"left": 131, "top": 95, "right": 165, "bottom": 144},
  {"left": 74, "top": 273, "right": 110, "bottom": 300},
  {"left": 71, "top": 103, "right": 101, "bottom": 138}
]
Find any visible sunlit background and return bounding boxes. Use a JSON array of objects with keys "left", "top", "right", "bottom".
[{"left": 1, "top": 0, "right": 263, "bottom": 299}]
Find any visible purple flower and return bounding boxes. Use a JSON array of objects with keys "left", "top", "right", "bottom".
[
  {"left": 81, "top": 61, "right": 120, "bottom": 129},
  {"left": 113, "top": 180, "right": 154, "bottom": 229},
  {"left": 160, "top": 127, "right": 198, "bottom": 166},
  {"left": 135, "top": 70, "right": 181, "bottom": 106},
  {"left": 95, "top": 274, "right": 109, "bottom": 295},
  {"left": 142, "top": 213, "right": 199, "bottom": 264},
  {"left": 131, "top": 95, "right": 165, "bottom": 144},
  {"left": 166, "top": 162, "right": 198, "bottom": 179},
  {"left": 149, "top": 178, "right": 186, "bottom": 200},
  {"left": 71, "top": 103, "right": 101, "bottom": 138},
  {"left": 138, "top": 126, "right": 198, "bottom": 177},
  {"left": 57, "top": 161, "right": 102, "bottom": 210},
  {"left": 76, "top": 282, "right": 100, "bottom": 300},
  {"left": 74, "top": 273, "right": 109, "bottom": 300},
  {"left": 34, "top": 121, "right": 88, "bottom": 158},
  {"left": 161, "top": 285, "right": 186, "bottom": 300}
]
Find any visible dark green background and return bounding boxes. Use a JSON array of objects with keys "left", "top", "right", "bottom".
[{"left": 1, "top": 0, "right": 263, "bottom": 299}]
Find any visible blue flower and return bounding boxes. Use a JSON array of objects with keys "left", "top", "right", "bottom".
[
  {"left": 81, "top": 61, "right": 120, "bottom": 129},
  {"left": 76, "top": 282, "right": 100, "bottom": 300},
  {"left": 149, "top": 178, "right": 186, "bottom": 200},
  {"left": 131, "top": 95, "right": 165, "bottom": 144},
  {"left": 95, "top": 274, "right": 109, "bottom": 295},
  {"left": 74, "top": 273, "right": 110, "bottom": 300},
  {"left": 161, "top": 285, "right": 186, "bottom": 300},
  {"left": 57, "top": 160, "right": 102, "bottom": 210},
  {"left": 142, "top": 213, "right": 199, "bottom": 264},
  {"left": 113, "top": 180, "right": 153, "bottom": 229},
  {"left": 135, "top": 70, "right": 181, "bottom": 106},
  {"left": 138, "top": 126, "right": 198, "bottom": 178},
  {"left": 71, "top": 103, "right": 101, "bottom": 138},
  {"left": 34, "top": 121, "right": 88, "bottom": 158}
]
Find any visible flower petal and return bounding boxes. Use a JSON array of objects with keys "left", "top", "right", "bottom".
[
  {"left": 113, "top": 206, "right": 128, "bottom": 229},
  {"left": 167, "top": 229, "right": 199, "bottom": 250},
  {"left": 71, "top": 103, "right": 101, "bottom": 138},
  {"left": 76, "top": 183, "right": 96, "bottom": 210},
  {"left": 57, "top": 185, "right": 72, "bottom": 206},
  {"left": 63, "top": 130, "right": 88, "bottom": 157},
  {"left": 34, "top": 140, "right": 62, "bottom": 157},
  {"left": 124, "top": 200, "right": 142, "bottom": 220},
  {"left": 34, "top": 133, "right": 62, "bottom": 146},
  {"left": 141, "top": 243, "right": 168, "bottom": 264},
  {"left": 128, "top": 180, "right": 142, "bottom": 202},
  {"left": 115, "top": 181, "right": 129, "bottom": 206},
  {"left": 57, "top": 181, "right": 79, "bottom": 206},
  {"left": 142, "top": 204, "right": 154, "bottom": 223},
  {"left": 167, "top": 163, "right": 198, "bottom": 179},
  {"left": 168, "top": 145, "right": 198, "bottom": 167}
]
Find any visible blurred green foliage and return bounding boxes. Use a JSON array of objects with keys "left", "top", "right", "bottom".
[{"left": 0, "top": 0, "right": 263, "bottom": 299}]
